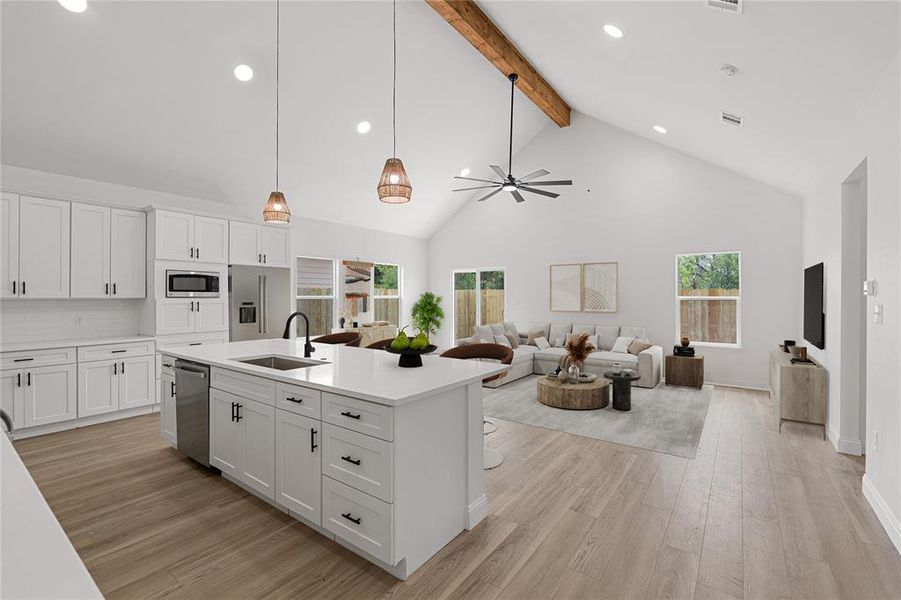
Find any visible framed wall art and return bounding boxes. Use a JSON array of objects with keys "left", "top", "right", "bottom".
[{"left": 549, "top": 264, "right": 583, "bottom": 311}]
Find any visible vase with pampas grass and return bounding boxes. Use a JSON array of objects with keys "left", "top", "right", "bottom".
[{"left": 559, "top": 333, "right": 596, "bottom": 383}]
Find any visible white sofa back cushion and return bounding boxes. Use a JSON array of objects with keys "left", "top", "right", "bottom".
[
  {"left": 548, "top": 323, "right": 572, "bottom": 347},
  {"left": 620, "top": 326, "right": 649, "bottom": 342},
  {"left": 475, "top": 324, "right": 494, "bottom": 343},
  {"left": 596, "top": 326, "right": 620, "bottom": 351}
]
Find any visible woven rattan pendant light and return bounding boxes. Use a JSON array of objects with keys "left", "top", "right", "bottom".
[
  {"left": 377, "top": 0, "right": 412, "bottom": 204},
  {"left": 263, "top": 0, "right": 291, "bottom": 223}
]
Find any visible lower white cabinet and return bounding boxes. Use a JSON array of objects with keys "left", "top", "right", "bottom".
[
  {"left": 23, "top": 364, "right": 77, "bottom": 427},
  {"left": 0, "top": 369, "right": 24, "bottom": 430},
  {"left": 275, "top": 410, "right": 321, "bottom": 523},
  {"left": 322, "top": 476, "right": 394, "bottom": 565},
  {"left": 160, "top": 372, "right": 177, "bottom": 445},
  {"left": 209, "top": 388, "right": 275, "bottom": 499},
  {"left": 119, "top": 355, "right": 155, "bottom": 410},
  {"left": 77, "top": 355, "right": 155, "bottom": 417}
]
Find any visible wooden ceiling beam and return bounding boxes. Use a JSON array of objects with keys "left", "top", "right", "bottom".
[{"left": 425, "top": 0, "right": 571, "bottom": 127}]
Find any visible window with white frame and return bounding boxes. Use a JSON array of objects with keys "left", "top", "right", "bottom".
[
  {"left": 676, "top": 252, "right": 741, "bottom": 346},
  {"left": 452, "top": 268, "right": 506, "bottom": 340},
  {"left": 373, "top": 263, "right": 400, "bottom": 326},
  {"left": 296, "top": 256, "right": 336, "bottom": 336}
]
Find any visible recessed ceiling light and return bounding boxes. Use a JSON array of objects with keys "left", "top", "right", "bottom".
[
  {"left": 356, "top": 121, "right": 371, "bottom": 134},
  {"left": 233, "top": 64, "right": 254, "bottom": 82},
  {"left": 603, "top": 24, "right": 623, "bottom": 39},
  {"left": 460, "top": 168, "right": 471, "bottom": 177},
  {"left": 653, "top": 125, "right": 667, "bottom": 134},
  {"left": 58, "top": 0, "right": 87, "bottom": 13}
]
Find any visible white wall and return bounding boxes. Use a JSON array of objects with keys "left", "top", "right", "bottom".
[
  {"left": 801, "top": 51, "right": 901, "bottom": 549},
  {"left": 428, "top": 113, "right": 802, "bottom": 389}
]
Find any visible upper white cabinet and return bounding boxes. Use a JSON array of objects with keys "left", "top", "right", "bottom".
[
  {"left": 0, "top": 193, "right": 20, "bottom": 299},
  {"left": 19, "top": 196, "right": 70, "bottom": 298},
  {"left": 155, "top": 210, "right": 227, "bottom": 263},
  {"left": 229, "top": 221, "right": 290, "bottom": 267},
  {"left": 71, "top": 204, "right": 146, "bottom": 299}
]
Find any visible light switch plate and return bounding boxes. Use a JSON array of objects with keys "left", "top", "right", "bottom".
[
  {"left": 873, "top": 303, "right": 883, "bottom": 324},
  {"left": 863, "top": 279, "right": 877, "bottom": 296}
]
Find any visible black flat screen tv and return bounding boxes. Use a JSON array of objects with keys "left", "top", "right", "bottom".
[{"left": 804, "top": 262, "right": 825, "bottom": 349}]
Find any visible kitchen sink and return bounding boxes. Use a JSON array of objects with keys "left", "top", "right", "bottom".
[{"left": 236, "top": 355, "right": 328, "bottom": 370}]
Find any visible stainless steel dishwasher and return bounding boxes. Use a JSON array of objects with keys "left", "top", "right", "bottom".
[{"left": 174, "top": 359, "right": 210, "bottom": 467}]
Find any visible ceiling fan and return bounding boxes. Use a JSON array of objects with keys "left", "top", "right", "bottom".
[{"left": 453, "top": 73, "right": 572, "bottom": 203}]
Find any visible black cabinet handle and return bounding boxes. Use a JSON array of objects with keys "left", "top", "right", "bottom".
[
  {"left": 196, "top": 247, "right": 200, "bottom": 260},
  {"left": 113, "top": 283, "right": 117, "bottom": 295},
  {"left": 231, "top": 402, "right": 236, "bottom": 422},
  {"left": 189, "top": 342, "right": 202, "bottom": 346},
  {"left": 170, "top": 381, "right": 175, "bottom": 397},
  {"left": 13, "top": 358, "right": 34, "bottom": 362},
  {"left": 196, "top": 301, "right": 200, "bottom": 312},
  {"left": 340, "top": 411, "right": 361, "bottom": 420},
  {"left": 16, "top": 373, "right": 20, "bottom": 388},
  {"left": 190, "top": 301, "right": 194, "bottom": 312},
  {"left": 341, "top": 455, "right": 361, "bottom": 466},
  {"left": 12, "top": 281, "right": 15, "bottom": 295},
  {"left": 341, "top": 512, "right": 361, "bottom": 525},
  {"left": 111, "top": 349, "right": 127, "bottom": 354},
  {"left": 235, "top": 403, "right": 242, "bottom": 422},
  {"left": 26, "top": 372, "right": 31, "bottom": 386},
  {"left": 105, "top": 283, "right": 109, "bottom": 295},
  {"left": 190, "top": 247, "right": 195, "bottom": 258},
  {"left": 162, "top": 363, "right": 173, "bottom": 367},
  {"left": 311, "top": 428, "right": 318, "bottom": 452},
  {"left": 263, "top": 254, "right": 267, "bottom": 264},
  {"left": 121, "top": 361, "right": 125, "bottom": 373},
  {"left": 21, "top": 281, "right": 25, "bottom": 295},
  {"left": 114, "top": 363, "right": 117, "bottom": 375},
  {"left": 285, "top": 396, "right": 303, "bottom": 404}
]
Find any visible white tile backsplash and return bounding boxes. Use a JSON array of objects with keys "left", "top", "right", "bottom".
[{"left": 0, "top": 299, "right": 141, "bottom": 344}]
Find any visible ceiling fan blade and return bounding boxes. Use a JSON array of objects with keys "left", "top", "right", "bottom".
[
  {"left": 520, "top": 186, "right": 559, "bottom": 198},
  {"left": 511, "top": 190, "right": 527, "bottom": 203},
  {"left": 524, "top": 180, "right": 573, "bottom": 186},
  {"left": 454, "top": 176, "right": 502, "bottom": 184},
  {"left": 476, "top": 189, "right": 503, "bottom": 202},
  {"left": 490, "top": 165, "right": 507, "bottom": 180},
  {"left": 452, "top": 185, "right": 501, "bottom": 192},
  {"left": 519, "top": 169, "right": 550, "bottom": 182}
]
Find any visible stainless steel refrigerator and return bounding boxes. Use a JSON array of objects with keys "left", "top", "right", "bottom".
[{"left": 228, "top": 265, "right": 291, "bottom": 341}]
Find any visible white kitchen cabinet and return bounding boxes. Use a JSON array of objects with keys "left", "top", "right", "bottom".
[
  {"left": 261, "top": 226, "right": 291, "bottom": 268},
  {"left": 1, "top": 193, "right": 20, "bottom": 299},
  {"left": 193, "top": 298, "right": 229, "bottom": 333},
  {"left": 0, "top": 369, "right": 25, "bottom": 430},
  {"left": 160, "top": 372, "right": 177, "bottom": 445},
  {"left": 194, "top": 216, "right": 229, "bottom": 263},
  {"left": 77, "top": 359, "right": 119, "bottom": 417},
  {"left": 157, "top": 300, "right": 195, "bottom": 335},
  {"left": 228, "top": 221, "right": 262, "bottom": 266},
  {"left": 110, "top": 209, "right": 146, "bottom": 298},
  {"left": 70, "top": 203, "right": 111, "bottom": 298},
  {"left": 155, "top": 210, "right": 228, "bottom": 263},
  {"left": 240, "top": 398, "right": 275, "bottom": 499},
  {"left": 275, "top": 409, "right": 320, "bottom": 523},
  {"left": 19, "top": 196, "right": 70, "bottom": 298},
  {"left": 23, "top": 363, "right": 77, "bottom": 427},
  {"left": 119, "top": 355, "right": 155, "bottom": 410},
  {"left": 210, "top": 388, "right": 243, "bottom": 477}
]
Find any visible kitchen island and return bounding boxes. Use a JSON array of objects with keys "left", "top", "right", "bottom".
[{"left": 161, "top": 339, "right": 506, "bottom": 580}]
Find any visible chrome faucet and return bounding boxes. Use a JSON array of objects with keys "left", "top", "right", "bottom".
[{"left": 282, "top": 312, "right": 316, "bottom": 358}]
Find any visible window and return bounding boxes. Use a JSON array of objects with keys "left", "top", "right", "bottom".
[
  {"left": 373, "top": 263, "right": 400, "bottom": 326},
  {"left": 452, "top": 269, "right": 506, "bottom": 339},
  {"left": 676, "top": 252, "right": 741, "bottom": 346},
  {"left": 296, "top": 257, "right": 336, "bottom": 336}
]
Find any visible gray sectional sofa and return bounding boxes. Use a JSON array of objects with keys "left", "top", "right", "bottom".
[{"left": 456, "top": 322, "right": 663, "bottom": 389}]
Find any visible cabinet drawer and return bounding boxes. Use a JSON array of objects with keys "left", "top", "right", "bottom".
[
  {"left": 276, "top": 382, "right": 321, "bottom": 419},
  {"left": 155, "top": 332, "right": 229, "bottom": 349},
  {"left": 211, "top": 367, "right": 276, "bottom": 406},
  {"left": 322, "top": 477, "right": 394, "bottom": 565},
  {"left": 322, "top": 423, "right": 394, "bottom": 502},
  {"left": 322, "top": 392, "right": 393, "bottom": 442},
  {"left": 160, "top": 354, "right": 176, "bottom": 378},
  {"left": 78, "top": 340, "right": 155, "bottom": 362},
  {"left": 0, "top": 347, "right": 76, "bottom": 370}
]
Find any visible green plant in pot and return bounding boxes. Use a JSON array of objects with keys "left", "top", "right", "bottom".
[{"left": 411, "top": 292, "right": 444, "bottom": 340}]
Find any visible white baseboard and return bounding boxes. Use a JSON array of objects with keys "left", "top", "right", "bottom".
[
  {"left": 837, "top": 437, "right": 864, "bottom": 456},
  {"left": 13, "top": 404, "right": 158, "bottom": 440},
  {"left": 862, "top": 474, "right": 901, "bottom": 554},
  {"left": 465, "top": 493, "right": 488, "bottom": 530},
  {"left": 701, "top": 380, "right": 769, "bottom": 392}
]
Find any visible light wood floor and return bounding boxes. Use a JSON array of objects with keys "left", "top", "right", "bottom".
[{"left": 14, "top": 387, "right": 901, "bottom": 599}]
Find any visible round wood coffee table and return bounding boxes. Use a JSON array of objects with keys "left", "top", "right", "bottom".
[{"left": 537, "top": 377, "right": 609, "bottom": 410}]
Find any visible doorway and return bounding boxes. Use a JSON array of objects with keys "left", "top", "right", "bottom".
[{"left": 839, "top": 159, "right": 867, "bottom": 456}]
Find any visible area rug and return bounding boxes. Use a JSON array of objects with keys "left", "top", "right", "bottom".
[{"left": 483, "top": 375, "right": 712, "bottom": 459}]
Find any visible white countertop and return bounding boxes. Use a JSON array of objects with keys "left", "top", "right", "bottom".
[
  {"left": 1, "top": 434, "right": 102, "bottom": 599},
  {"left": 162, "top": 339, "right": 507, "bottom": 406},
  {"left": 0, "top": 334, "right": 155, "bottom": 353}
]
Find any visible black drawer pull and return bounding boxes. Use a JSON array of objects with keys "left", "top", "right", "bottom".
[
  {"left": 162, "top": 363, "right": 173, "bottom": 368},
  {"left": 235, "top": 403, "right": 242, "bottom": 422},
  {"left": 285, "top": 396, "right": 303, "bottom": 404},
  {"left": 170, "top": 381, "right": 175, "bottom": 397},
  {"left": 189, "top": 342, "right": 202, "bottom": 346},
  {"left": 111, "top": 349, "right": 127, "bottom": 354},
  {"left": 341, "top": 512, "right": 361, "bottom": 525},
  {"left": 311, "top": 428, "right": 318, "bottom": 452},
  {"left": 13, "top": 358, "right": 34, "bottom": 362},
  {"left": 341, "top": 455, "right": 361, "bottom": 466},
  {"left": 340, "top": 411, "right": 361, "bottom": 420}
]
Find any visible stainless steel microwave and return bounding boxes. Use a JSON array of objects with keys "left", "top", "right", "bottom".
[{"left": 166, "top": 270, "right": 220, "bottom": 298}]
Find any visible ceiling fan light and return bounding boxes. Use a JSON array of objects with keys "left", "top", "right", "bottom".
[
  {"left": 501, "top": 182, "right": 517, "bottom": 192},
  {"left": 377, "top": 158, "right": 412, "bottom": 204},
  {"left": 263, "top": 191, "right": 291, "bottom": 223}
]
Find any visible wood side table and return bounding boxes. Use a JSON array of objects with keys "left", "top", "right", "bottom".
[{"left": 665, "top": 355, "right": 704, "bottom": 389}]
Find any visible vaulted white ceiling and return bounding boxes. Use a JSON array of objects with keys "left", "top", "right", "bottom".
[{"left": 2, "top": 1, "right": 898, "bottom": 237}]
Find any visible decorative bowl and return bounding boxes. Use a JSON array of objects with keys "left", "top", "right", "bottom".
[{"left": 384, "top": 345, "right": 438, "bottom": 368}]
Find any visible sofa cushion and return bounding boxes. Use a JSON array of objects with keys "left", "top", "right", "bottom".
[
  {"left": 585, "top": 350, "right": 639, "bottom": 365},
  {"left": 595, "top": 326, "right": 620, "bottom": 351},
  {"left": 505, "top": 331, "right": 520, "bottom": 348},
  {"left": 566, "top": 332, "right": 599, "bottom": 349},
  {"left": 611, "top": 336, "right": 635, "bottom": 353},
  {"left": 493, "top": 334, "right": 512, "bottom": 347},
  {"left": 534, "top": 347, "right": 567, "bottom": 358},
  {"left": 503, "top": 322, "right": 519, "bottom": 338},
  {"left": 490, "top": 323, "right": 506, "bottom": 336},
  {"left": 620, "top": 326, "right": 649, "bottom": 341},
  {"left": 572, "top": 324, "right": 596, "bottom": 336},
  {"left": 553, "top": 337, "right": 566, "bottom": 348},
  {"left": 534, "top": 336, "right": 551, "bottom": 350},
  {"left": 475, "top": 324, "right": 494, "bottom": 343},
  {"left": 530, "top": 322, "right": 550, "bottom": 340},
  {"left": 456, "top": 333, "right": 479, "bottom": 346},
  {"left": 548, "top": 323, "right": 572, "bottom": 347},
  {"left": 512, "top": 346, "right": 537, "bottom": 364}
]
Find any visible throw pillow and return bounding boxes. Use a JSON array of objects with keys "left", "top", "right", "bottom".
[
  {"left": 490, "top": 323, "right": 506, "bottom": 336},
  {"left": 534, "top": 336, "right": 551, "bottom": 350},
  {"left": 628, "top": 339, "right": 653, "bottom": 355},
  {"left": 494, "top": 334, "right": 512, "bottom": 347},
  {"left": 553, "top": 337, "right": 566, "bottom": 348},
  {"left": 611, "top": 336, "right": 635, "bottom": 353},
  {"left": 503, "top": 321, "right": 519, "bottom": 339},
  {"left": 505, "top": 331, "right": 520, "bottom": 348},
  {"left": 525, "top": 329, "right": 546, "bottom": 346},
  {"left": 475, "top": 324, "right": 494, "bottom": 343},
  {"left": 457, "top": 334, "right": 479, "bottom": 347}
]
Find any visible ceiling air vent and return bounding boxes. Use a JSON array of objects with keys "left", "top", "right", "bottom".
[
  {"left": 720, "top": 111, "right": 744, "bottom": 127},
  {"left": 708, "top": 0, "right": 742, "bottom": 14}
]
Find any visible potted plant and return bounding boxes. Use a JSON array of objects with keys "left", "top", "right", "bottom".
[
  {"left": 411, "top": 292, "right": 445, "bottom": 339},
  {"left": 560, "top": 333, "right": 595, "bottom": 382}
]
